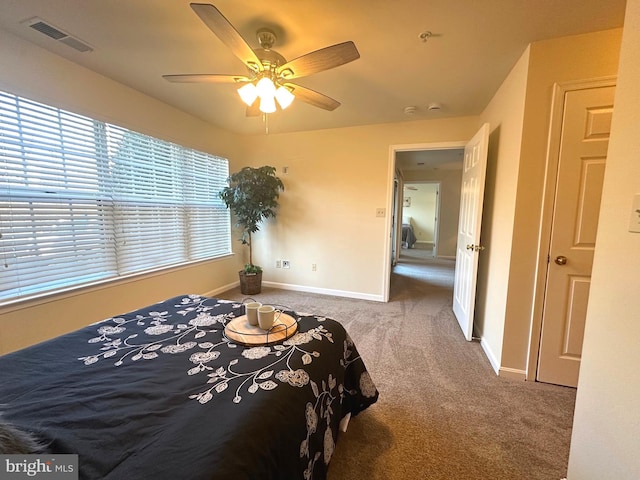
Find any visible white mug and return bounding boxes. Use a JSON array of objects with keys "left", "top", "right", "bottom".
[
  {"left": 258, "top": 305, "right": 282, "bottom": 330},
  {"left": 245, "top": 302, "right": 262, "bottom": 326}
]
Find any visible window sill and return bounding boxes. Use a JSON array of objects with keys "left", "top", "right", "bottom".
[{"left": 0, "top": 253, "right": 235, "bottom": 314}]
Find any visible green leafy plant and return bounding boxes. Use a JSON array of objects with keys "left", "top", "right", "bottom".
[{"left": 218, "top": 166, "right": 284, "bottom": 273}]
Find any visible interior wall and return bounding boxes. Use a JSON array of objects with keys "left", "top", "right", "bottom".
[
  {"left": 242, "top": 118, "right": 478, "bottom": 298},
  {"left": 393, "top": 169, "right": 461, "bottom": 257},
  {"left": 402, "top": 183, "right": 438, "bottom": 244},
  {"left": 474, "top": 46, "right": 530, "bottom": 373},
  {"left": 500, "top": 28, "right": 623, "bottom": 375},
  {"left": 0, "top": 30, "right": 246, "bottom": 355},
  {"left": 568, "top": 0, "right": 640, "bottom": 476}
]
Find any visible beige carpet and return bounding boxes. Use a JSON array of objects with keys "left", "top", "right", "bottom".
[{"left": 220, "top": 246, "right": 576, "bottom": 480}]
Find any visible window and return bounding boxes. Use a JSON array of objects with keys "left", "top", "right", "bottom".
[{"left": 0, "top": 91, "right": 231, "bottom": 303}]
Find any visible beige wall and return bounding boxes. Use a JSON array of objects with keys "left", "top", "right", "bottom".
[
  {"left": 568, "top": 0, "right": 640, "bottom": 477},
  {"left": 475, "top": 47, "right": 530, "bottom": 371},
  {"left": 499, "top": 29, "right": 622, "bottom": 376},
  {"left": 240, "top": 118, "right": 478, "bottom": 299},
  {"left": 402, "top": 183, "right": 438, "bottom": 243},
  {"left": 0, "top": 30, "right": 246, "bottom": 355},
  {"left": 402, "top": 169, "right": 462, "bottom": 257}
]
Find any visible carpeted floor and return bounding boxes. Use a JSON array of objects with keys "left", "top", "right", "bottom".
[{"left": 220, "top": 245, "right": 576, "bottom": 479}]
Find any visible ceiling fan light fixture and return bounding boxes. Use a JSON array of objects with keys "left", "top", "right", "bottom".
[
  {"left": 256, "top": 77, "right": 276, "bottom": 98},
  {"left": 259, "top": 95, "right": 277, "bottom": 114},
  {"left": 237, "top": 83, "right": 258, "bottom": 106},
  {"left": 275, "top": 86, "right": 295, "bottom": 109}
]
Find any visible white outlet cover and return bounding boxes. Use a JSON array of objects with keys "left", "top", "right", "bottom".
[{"left": 629, "top": 194, "right": 640, "bottom": 233}]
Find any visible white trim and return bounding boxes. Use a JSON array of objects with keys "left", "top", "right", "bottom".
[
  {"left": 480, "top": 332, "right": 526, "bottom": 380},
  {"left": 527, "top": 76, "right": 617, "bottom": 382},
  {"left": 480, "top": 337, "right": 501, "bottom": 375},
  {"left": 263, "top": 281, "right": 385, "bottom": 302},
  {"left": 381, "top": 145, "right": 396, "bottom": 302}
]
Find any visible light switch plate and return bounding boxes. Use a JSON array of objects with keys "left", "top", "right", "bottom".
[{"left": 629, "top": 194, "right": 640, "bottom": 233}]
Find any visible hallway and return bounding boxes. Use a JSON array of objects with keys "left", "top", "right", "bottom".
[{"left": 391, "top": 244, "right": 455, "bottom": 299}]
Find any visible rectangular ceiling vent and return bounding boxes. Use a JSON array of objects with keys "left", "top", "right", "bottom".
[{"left": 21, "top": 17, "right": 93, "bottom": 53}]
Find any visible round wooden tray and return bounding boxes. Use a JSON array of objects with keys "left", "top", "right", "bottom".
[{"left": 224, "top": 313, "right": 298, "bottom": 346}]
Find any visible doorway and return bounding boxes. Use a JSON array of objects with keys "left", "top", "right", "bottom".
[
  {"left": 383, "top": 143, "right": 465, "bottom": 301},
  {"left": 402, "top": 182, "right": 439, "bottom": 256}
]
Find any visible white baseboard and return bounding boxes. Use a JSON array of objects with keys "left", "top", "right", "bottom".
[
  {"left": 480, "top": 337, "right": 501, "bottom": 375},
  {"left": 262, "top": 281, "right": 385, "bottom": 302},
  {"left": 203, "top": 280, "right": 385, "bottom": 303},
  {"left": 479, "top": 336, "right": 527, "bottom": 380},
  {"left": 438, "top": 255, "right": 456, "bottom": 260}
]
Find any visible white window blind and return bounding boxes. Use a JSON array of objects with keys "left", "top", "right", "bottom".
[{"left": 0, "top": 91, "right": 231, "bottom": 303}]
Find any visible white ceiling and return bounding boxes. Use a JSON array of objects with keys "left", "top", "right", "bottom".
[
  {"left": 0, "top": 0, "right": 626, "bottom": 136},
  {"left": 396, "top": 148, "right": 464, "bottom": 171}
]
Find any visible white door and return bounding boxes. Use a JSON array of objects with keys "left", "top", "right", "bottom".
[
  {"left": 453, "top": 123, "right": 490, "bottom": 341},
  {"left": 537, "top": 85, "right": 615, "bottom": 387}
]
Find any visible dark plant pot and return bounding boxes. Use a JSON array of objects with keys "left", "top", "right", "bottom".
[{"left": 239, "top": 270, "right": 262, "bottom": 295}]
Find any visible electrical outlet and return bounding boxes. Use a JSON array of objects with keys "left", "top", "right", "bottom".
[
  {"left": 312, "top": 263, "right": 317, "bottom": 272},
  {"left": 376, "top": 208, "right": 386, "bottom": 217},
  {"left": 276, "top": 260, "right": 281, "bottom": 268},
  {"left": 282, "top": 260, "right": 290, "bottom": 269}
]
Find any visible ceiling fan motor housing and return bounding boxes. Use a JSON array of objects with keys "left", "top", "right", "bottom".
[{"left": 254, "top": 48, "right": 286, "bottom": 74}]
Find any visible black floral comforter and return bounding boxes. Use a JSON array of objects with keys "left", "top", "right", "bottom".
[{"left": 0, "top": 295, "right": 378, "bottom": 479}]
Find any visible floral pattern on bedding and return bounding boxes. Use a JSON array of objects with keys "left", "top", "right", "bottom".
[{"left": 72, "top": 294, "right": 378, "bottom": 480}]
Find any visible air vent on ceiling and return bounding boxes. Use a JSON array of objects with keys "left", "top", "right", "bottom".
[{"left": 21, "top": 17, "right": 93, "bottom": 53}]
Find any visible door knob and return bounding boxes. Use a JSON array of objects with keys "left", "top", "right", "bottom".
[
  {"left": 555, "top": 255, "right": 568, "bottom": 265},
  {"left": 466, "top": 244, "right": 485, "bottom": 252}
]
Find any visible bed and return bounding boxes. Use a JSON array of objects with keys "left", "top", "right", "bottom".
[
  {"left": 402, "top": 218, "right": 418, "bottom": 248},
  {"left": 0, "top": 294, "right": 378, "bottom": 479}
]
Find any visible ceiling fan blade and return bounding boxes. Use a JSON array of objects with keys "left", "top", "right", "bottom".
[
  {"left": 163, "top": 74, "right": 250, "bottom": 83},
  {"left": 278, "top": 41, "right": 360, "bottom": 80},
  {"left": 284, "top": 83, "right": 341, "bottom": 111},
  {"left": 190, "top": 3, "right": 262, "bottom": 72}
]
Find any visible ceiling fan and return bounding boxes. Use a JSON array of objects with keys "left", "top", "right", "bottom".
[{"left": 163, "top": 3, "right": 360, "bottom": 116}]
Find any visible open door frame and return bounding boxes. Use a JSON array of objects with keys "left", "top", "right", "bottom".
[{"left": 382, "top": 141, "right": 466, "bottom": 301}]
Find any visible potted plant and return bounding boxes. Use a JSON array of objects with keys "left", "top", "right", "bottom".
[{"left": 218, "top": 165, "right": 285, "bottom": 295}]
